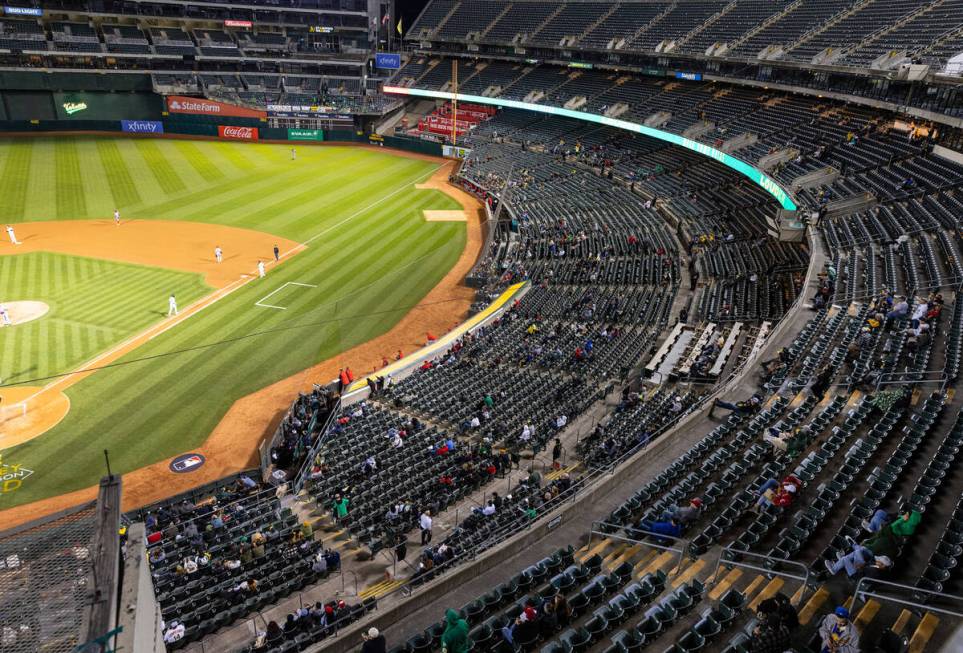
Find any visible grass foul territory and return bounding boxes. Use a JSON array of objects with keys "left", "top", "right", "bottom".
[{"left": 0, "top": 137, "right": 465, "bottom": 508}]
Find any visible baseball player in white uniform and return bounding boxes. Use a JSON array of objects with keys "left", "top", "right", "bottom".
[
  {"left": 0, "top": 304, "right": 11, "bottom": 326},
  {"left": 6, "top": 225, "right": 20, "bottom": 245},
  {"left": 114, "top": 209, "right": 120, "bottom": 226},
  {"left": 215, "top": 246, "right": 223, "bottom": 264},
  {"left": 257, "top": 260, "right": 266, "bottom": 278},
  {"left": 168, "top": 294, "right": 178, "bottom": 317}
]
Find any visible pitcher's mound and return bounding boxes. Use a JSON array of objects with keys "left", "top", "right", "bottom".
[
  {"left": 0, "top": 386, "right": 71, "bottom": 448},
  {"left": 2, "top": 301, "right": 49, "bottom": 326}
]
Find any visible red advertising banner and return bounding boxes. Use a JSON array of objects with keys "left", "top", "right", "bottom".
[
  {"left": 167, "top": 96, "right": 266, "bottom": 119},
  {"left": 224, "top": 20, "right": 252, "bottom": 28},
  {"left": 218, "top": 125, "right": 259, "bottom": 140}
]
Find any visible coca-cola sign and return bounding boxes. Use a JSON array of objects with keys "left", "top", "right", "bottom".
[
  {"left": 167, "top": 95, "right": 266, "bottom": 118},
  {"left": 218, "top": 125, "right": 259, "bottom": 140}
]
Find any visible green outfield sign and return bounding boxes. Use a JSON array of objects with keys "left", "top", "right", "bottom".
[
  {"left": 383, "top": 85, "right": 798, "bottom": 212},
  {"left": 288, "top": 128, "right": 324, "bottom": 141}
]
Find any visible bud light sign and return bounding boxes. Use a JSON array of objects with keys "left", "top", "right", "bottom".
[
  {"left": 375, "top": 53, "right": 401, "bottom": 69},
  {"left": 121, "top": 120, "right": 164, "bottom": 134},
  {"left": 218, "top": 125, "right": 259, "bottom": 140}
]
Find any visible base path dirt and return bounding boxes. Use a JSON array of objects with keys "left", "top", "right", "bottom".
[{"left": 0, "top": 155, "right": 485, "bottom": 528}]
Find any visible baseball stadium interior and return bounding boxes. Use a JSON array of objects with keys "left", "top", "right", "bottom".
[{"left": 4, "top": 1, "right": 963, "bottom": 653}]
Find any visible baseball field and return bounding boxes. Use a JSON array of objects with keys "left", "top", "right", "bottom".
[{"left": 0, "top": 136, "right": 479, "bottom": 517}]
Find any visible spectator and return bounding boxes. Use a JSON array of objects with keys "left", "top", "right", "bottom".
[
  {"left": 441, "top": 608, "right": 470, "bottom": 653},
  {"left": 332, "top": 493, "right": 349, "bottom": 523},
  {"left": 749, "top": 599, "right": 791, "bottom": 653},
  {"left": 818, "top": 607, "right": 860, "bottom": 653},
  {"left": 662, "top": 498, "right": 702, "bottom": 526},
  {"left": 823, "top": 543, "right": 892, "bottom": 578},
  {"left": 708, "top": 394, "right": 762, "bottom": 418},
  {"left": 361, "top": 627, "right": 386, "bottom": 653}
]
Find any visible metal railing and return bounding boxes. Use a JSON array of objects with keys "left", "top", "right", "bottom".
[
  {"left": 712, "top": 545, "right": 813, "bottom": 590},
  {"left": 590, "top": 522, "right": 689, "bottom": 576},
  {"left": 851, "top": 577, "right": 963, "bottom": 619}
]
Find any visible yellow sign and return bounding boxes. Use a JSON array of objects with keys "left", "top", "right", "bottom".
[{"left": 0, "top": 454, "right": 34, "bottom": 493}]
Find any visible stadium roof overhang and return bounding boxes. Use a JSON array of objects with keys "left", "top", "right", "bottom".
[{"left": 384, "top": 85, "right": 798, "bottom": 212}]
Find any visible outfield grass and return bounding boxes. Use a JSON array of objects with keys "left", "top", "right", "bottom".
[{"left": 0, "top": 137, "right": 466, "bottom": 508}]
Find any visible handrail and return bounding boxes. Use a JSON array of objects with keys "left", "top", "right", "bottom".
[
  {"left": 590, "top": 522, "right": 689, "bottom": 576},
  {"left": 851, "top": 577, "right": 963, "bottom": 619},
  {"left": 712, "top": 545, "right": 813, "bottom": 591}
]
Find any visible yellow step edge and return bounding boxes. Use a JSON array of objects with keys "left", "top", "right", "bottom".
[
  {"left": 602, "top": 543, "right": 629, "bottom": 567},
  {"left": 798, "top": 587, "right": 830, "bottom": 626},
  {"left": 854, "top": 600, "right": 881, "bottom": 630},
  {"left": 631, "top": 549, "right": 659, "bottom": 575},
  {"left": 638, "top": 551, "right": 675, "bottom": 578},
  {"left": 892, "top": 609, "right": 913, "bottom": 636},
  {"left": 908, "top": 612, "right": 939, "bottom": 653},
  {"left": 790, "top": 583, "right": 808, "bottom": 607},
  {"left": 748, "top": 578, "right": 785, "bottom": 611},
  {"left": 708, "top": 568, "right": 743, "bottom": 601},
  {"left": 671, "top": 559, "right": 705, "bottom": 588},
  {"left": 741, "top": 575, "right": 767, "bottom": 603},
  {"left": 605, "top": 544, "right": 640, "bottom": 570}
]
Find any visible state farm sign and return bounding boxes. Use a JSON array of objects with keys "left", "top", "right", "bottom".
[
  {"left": 167, "top": 95, "right": 266, "bottom": 118},
  {"left": 218, "top": 125, "right": 259, "bottom": 140}
]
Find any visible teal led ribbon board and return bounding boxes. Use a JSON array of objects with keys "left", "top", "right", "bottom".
[{"left": 384, "top": 85, "right": 798, "bottom": 212}]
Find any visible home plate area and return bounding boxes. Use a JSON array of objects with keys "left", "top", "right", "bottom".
[{"left": 254, "top": 281, "right": 317, "bottom": 310}]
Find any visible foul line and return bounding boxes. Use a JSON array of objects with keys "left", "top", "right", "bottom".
[
  {"left": 255, "top": 282, "right": 318, "bottom": 310},
  {"left": 12, "top": 163, "right": 443, "bottom": 405}
]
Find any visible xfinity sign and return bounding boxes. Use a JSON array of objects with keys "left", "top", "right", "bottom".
[
  {"left": 121, "top": 120, "right": 164, "bottom": 134},
  {"left": 375, "top": 53, "right": 401, "bottom": 69}
]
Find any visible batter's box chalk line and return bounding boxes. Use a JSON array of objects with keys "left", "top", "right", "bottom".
[{"left": 255, "top": 281, "right": 318, "bottom": 310}]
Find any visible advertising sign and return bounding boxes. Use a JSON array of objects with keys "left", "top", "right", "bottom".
[
  {"left": 4, "top": 6, "right": 42, "bottom": 15},
  {"left": 224, "top": 19, "right": 252, "bottom": 28},
  {"left": 169, "top": 453, "right": 206, "bottom": 473},
  {"left": 121, "top": 120, "right": 164, "bottom": 134},
  {"left": 167, "top": 95, "right": 266, "bottom": 119},
  {"left": 218, "top": 125, "right": 258, "bottom": 140},
  {"left": 375, "top": 52, "right": 401, "bottom": 69},
  {"left": 287, "top": 128, "right": 324, "bottom": 141},
  {"left": 443, "top": 145, "right": 471, "bottom": 159}
]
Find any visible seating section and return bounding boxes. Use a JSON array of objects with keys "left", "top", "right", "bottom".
[{"left": 407, "top": 0, "right": 963, "bottom": 73}]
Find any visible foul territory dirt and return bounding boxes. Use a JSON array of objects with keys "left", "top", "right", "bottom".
[{"left": 0, "top": 155, "right": 483, "bottom": 528}]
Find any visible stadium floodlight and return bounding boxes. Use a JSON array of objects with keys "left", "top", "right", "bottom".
[{"left": 384, "top": 85, "right": 798, "bottom": 212}]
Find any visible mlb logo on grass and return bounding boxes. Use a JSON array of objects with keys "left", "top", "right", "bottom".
[{"left": 121, "top": 120, "right": 164, "bottom": 134}]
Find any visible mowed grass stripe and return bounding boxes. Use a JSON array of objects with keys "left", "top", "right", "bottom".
[
  {"left": 132, "top": 148, "right": 372, "bottom": 231},
  {"left": 133, "top": 139, "right": 186, "bottom": 195},
  {"left": 24, "top": 140, "right": 58, "bottom": 221},
  {"left": 54, "top": 139, "right": 87, "bottom": 218},
  {"left": 173, "top": 140, "right": 223, "bottom": 182},
  {"left": 0, "top": 140, "right": 30, "bottom": 222},
  {"left": 95, "top": 139, "right": 142, "bottom": 209}
]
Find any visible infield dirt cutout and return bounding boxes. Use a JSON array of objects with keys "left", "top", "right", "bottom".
[{"left": 0, "top": 154, "right": 482, "bottom": 528}]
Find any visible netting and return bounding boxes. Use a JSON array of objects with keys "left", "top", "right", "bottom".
[{"left": 0, "top": 502, "right": 98, "bottom": 653}]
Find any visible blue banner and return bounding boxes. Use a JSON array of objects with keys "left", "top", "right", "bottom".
[
  {"left": 4, "top": 6, "right": 43, "bottom": 15},
  {"left": 121, "top": 120, "right": 164, "bottom": 134},
  {"left": 375, "top": 53, "right": 401, "bottom": 69},
  {"left": 675, "top": 72, "right": 702, "bottom": 81}
]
